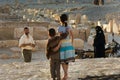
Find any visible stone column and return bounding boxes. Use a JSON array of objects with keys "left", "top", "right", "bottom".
[{"left": 75, "top": 13, "right": 81, "bottom": 25}]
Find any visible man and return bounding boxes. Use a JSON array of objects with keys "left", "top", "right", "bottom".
[{"left": 19, "top": 27, "right": 35, "bottom": 62}]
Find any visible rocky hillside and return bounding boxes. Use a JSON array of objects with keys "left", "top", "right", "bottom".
[{"left": 0, "top": 0, "right": 120, "bottom": 22}]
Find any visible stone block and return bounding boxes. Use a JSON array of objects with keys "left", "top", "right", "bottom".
[
  {"left": 11, "top": 53, "right": 21, "bottom": 59},
  {"left": 33, "top": 27, "right": 48, "bottom": 40},
  {"left": 0, "top": 54, "right": 10, "bottom": 59},
  {"left": 75, "top": 13, "right": 81, "bottom": 24},
  {"left": 81, "top": 15, "right": 88, "bottom": 25},
  {"left": 79, "top": 29, "right": 87, "bottom": 41},
  {"left": 72, "top": 29, "right": 80, "bottom": 38},
  {"left": 72, "top": 27, "right": 90, "bottom": 41},
  {"left": 105, "top": 33, "right": 108, "bottom": 43},
  {"left": 10, "top": 47, "right": 21, "bottom": 53},
  {"left": 0, "top": 27, "right": 14, "bottom": 40},
  {"left": 69, "top": 14, "right": 76, "bottom": 20},
  {"left": 0, "top": 40, "right": 18, "bottom": 48},
  {"left": 73, "top": 39, "right": 84, "bottom": 49},
  {"left": 48, "top": 22, "right": 59, "bottom": 31},
  {"left": 52, "top": 14, "right": 60, "bottom": 21},
  {"left": 35, "top": 40, "right": 48, "bottom": 49}
]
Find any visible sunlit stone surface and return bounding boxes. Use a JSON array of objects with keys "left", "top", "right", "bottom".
[{"left": 0, "top": 58, "right": 120, "bottom": 80}]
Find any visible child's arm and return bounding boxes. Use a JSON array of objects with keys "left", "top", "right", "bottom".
[
  {"left": 53, "top": 41, "right": 62, "bottom": 51},
  {"left": 69, "top": 29, "right": 74, "bottom": 45},
  {"left": 46, "top": 40, "right": 50, "bottom": 60}
]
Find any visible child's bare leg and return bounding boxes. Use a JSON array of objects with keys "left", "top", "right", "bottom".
[{"left": 62, "top": 63, "right": 68, "bottom": 80}]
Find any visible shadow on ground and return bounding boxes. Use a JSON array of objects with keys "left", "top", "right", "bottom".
[{"left": 78, "top": 74, "right": 120, "bottom": 80}]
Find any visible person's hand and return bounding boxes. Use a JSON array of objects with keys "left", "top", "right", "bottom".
[
  {"left": 31, "top": 44, "right": 35, "bottom": 47},
  {"left": 53, "top": 46, "right": 59, "bottom": 52},
  {"left": 26, "top": 43, "right": 32, "bottom": 46},
  {"left": 20, "top": 44, "right": 27, "bottom": 47},
  {"left": 26, "top": 43, "right": 35, "bottom": 47}
]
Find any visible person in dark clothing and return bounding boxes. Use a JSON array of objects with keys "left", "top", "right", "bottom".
[
  {"left": 94, "top": 0, "right": 99, "bottom": 5},
  {"left": 93, "top": 26, "right": 106, "bottom": 58},
  {"left": 94, "top": 0, "right": 104, "bottom": 5},
  {"left": 46, "top": 28, "right": 61, "bottom": 80}
]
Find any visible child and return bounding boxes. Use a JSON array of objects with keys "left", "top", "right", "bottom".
[
  {"left": 46, "top": 28, "right": 61, "bottom": 80},
  {"left": 58, "top": 14, "right": 75, "bottom": 80}
]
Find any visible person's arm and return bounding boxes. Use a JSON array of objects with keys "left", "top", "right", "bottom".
[
  {"left": 69, "top": 29, "right": 74, "bottom": 44},
  {"left": 31, "top": 44, "right": 35, "bottom": 47},
  {"left": 19, "top": 36, "right": 35, "bottom": 48},
  {"left": 19, "top": 44, "right": 28, "bottom": 48},
  {"left": 19, "top": 36, "right": 24, "bottom": 48},
  {"left": 46, "top": 40, "right": 50, "bottom": 60},
  {"left": 19, "top": 43, "right": 32, "bottom": 47},
  {"left": 53, "top": 40, "right": 62, "bottom": 51}
]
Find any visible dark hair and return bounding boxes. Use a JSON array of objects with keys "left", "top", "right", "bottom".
[
  {"left": 60, "top": 14, "right": 68, "bottom": 27},
  {"left": 49, "top": 28, "right": 56, "bottom": 37},
  {"left": 24, "top": 27, "right": 29, "bottom": 30}
]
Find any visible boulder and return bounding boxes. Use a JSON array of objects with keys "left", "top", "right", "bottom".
[
  {"left": 52, "top": 14, "right": 60, "bottom": 21},
  {"left": 0, "top": 54, "right": 10, "bottom": 59},
  {"left": 72, "top": 27, "right": 90, "bottom": 41},
  {"left": 0, "top": 27, "right": 14, "bottom": 40},
  {"left": 10, "top": 47, "right": 21, "bottom": 53},
  {"left": 79, "top": 28, "right": 90, "bottom": 41},
  {"left": 73, "top": 39, "right": 84, "bottom": 49},
  {"left": 4, "top": 40, "right": 18, "bottom": 47},
  {"left": 69, "top": 14, "right": 76, "bottom": 21},
  {"left": 112, "top": 19, "right": 119, "bottom": 34},
  {"left": 106, "top": 20, "right": 113, "bottom": 33},
  {"left": 105, "top": 33, "right": 108, "bottom": 43},
  {"left": 11, "top": 53, "right": 21, "bottom": 59},
  {"left": 87, "top": 35, "right": 94, "bottom": 46},
  {"left": 81, "top": 15, "right": 88, "bottom": 25},
  {"left": 103, "top": 24, "right": 108, "bottom": 32},
  {"left": 48, "top": 22, "right": 59, "bottom": 32},
  {"left": 105, "top": 0, "right": 113, "bottom": 3},
  {"left": 69, "top": 20, "right": 76, "bottom": 25},
  {"left": 72, "top": 28, "right": 80, "bottom": 38},
  {"left": 106, "top": 19, "right": 119, "bottom": 34},
  {"left": 75, "top": 13, "right": 81, "bottom": 25},
  {"left": 0, "top": 40, "right": 18, "bottom": 48}
]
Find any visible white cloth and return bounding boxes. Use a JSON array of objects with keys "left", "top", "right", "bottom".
[
  {"left": 98, "top": 21, "right": 102, "bottom": 26},
  {"left": 19, "top": 34, "right": 35, "bottom": 50},
  {"left": 58, "top": 26, "right": 71, "bottom": 33}
]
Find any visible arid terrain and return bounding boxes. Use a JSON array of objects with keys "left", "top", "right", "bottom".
[{"left": 0, "top": 0, "right": 120, "bottom": 80}]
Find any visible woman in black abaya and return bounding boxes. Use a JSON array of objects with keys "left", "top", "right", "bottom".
[{"left": 93, "top": 26, "right": 106, "bottom": 58}]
